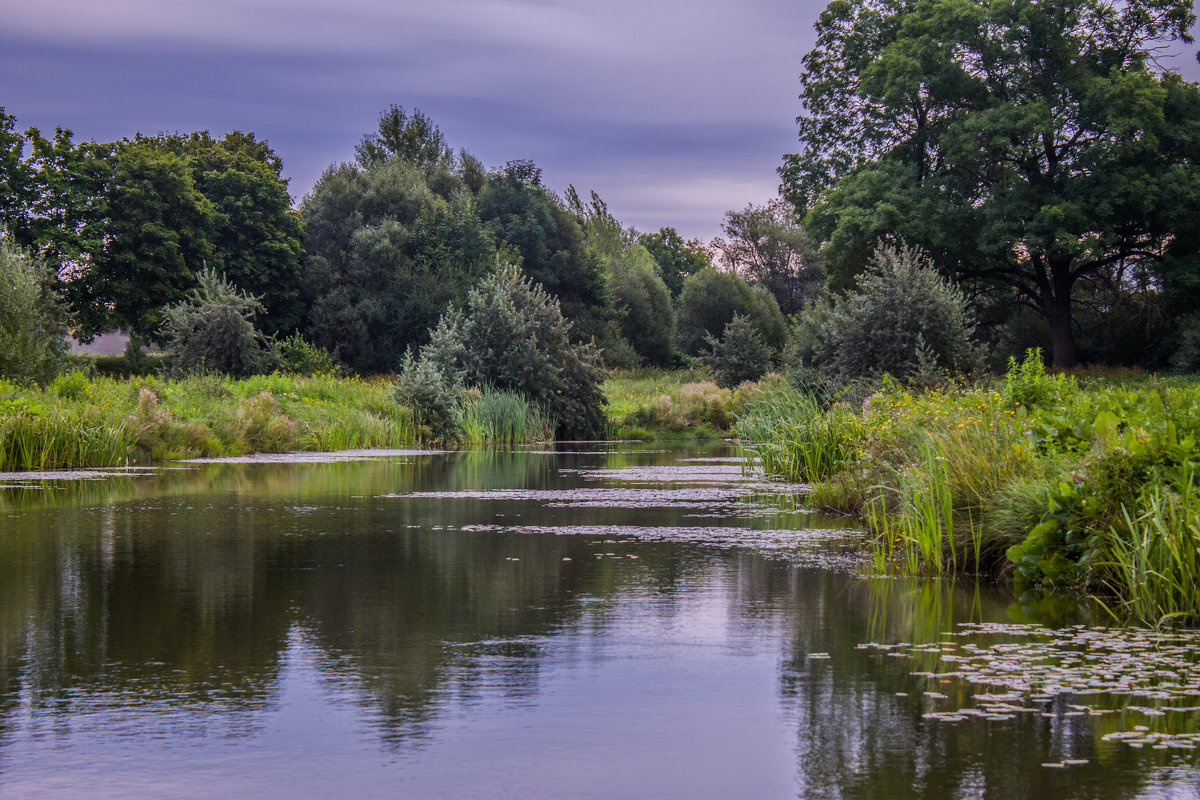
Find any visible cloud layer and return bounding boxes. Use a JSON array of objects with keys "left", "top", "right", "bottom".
[{"left": 4, "top": 0, "right": 1197, "bottom": 241}]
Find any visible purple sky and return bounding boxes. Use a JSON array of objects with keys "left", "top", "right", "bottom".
[{"left": 3, "top": 0, "right": 1198, "bottom": 242}]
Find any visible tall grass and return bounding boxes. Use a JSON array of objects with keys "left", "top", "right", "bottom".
[
  {"left": 734, "top": 387, "right": 862, "bottom": 482},
  {"left": 458, "top": 388, "right": 554, "bottom": 445},
  {"left": 1101, "top": 476, "right": 1200, "bottom": 625},
  {"left": 0, "top": 372, "right": 422, "bottom": 469},
  {"left": 0, "top": 411, "right": 132, "bottom": 471}
]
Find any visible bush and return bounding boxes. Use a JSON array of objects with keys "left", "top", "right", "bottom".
[
  {"left": 0, "top": 239, "right": 70, "bottom": 384},
  {"left": 273, "top": 333, "right": 342, "bottom": 375},
  {"left": 700, "top": 313, "right": 774, "bottom": 389},
  {"left": 675, "top": 268, "right": 787, "bottom": 357},
  {"left": 418, "top": 263, "right": 607, "bottom": 440},
  {"left": 160, "top": 268, "right": 275, "bottom": 377},
  {"left": 795, "top": 243, "right": 981, "bottom": 383},
  {"left": 392, "top": 349, "right": 464, "bottom": 443}
]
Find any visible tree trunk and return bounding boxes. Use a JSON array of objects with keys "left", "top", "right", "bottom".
[{"left": 1042, "top": 280, "right": 1078, "bottom": 369}]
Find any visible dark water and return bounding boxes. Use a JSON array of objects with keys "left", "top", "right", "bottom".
[{"left": 1, "top": 443, "right": 1198, "bottom": 799}]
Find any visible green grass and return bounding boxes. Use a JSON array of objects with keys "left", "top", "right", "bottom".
[
  {"left": 733, "top": 387, "right": 862, "bottom": 482},
  {"left": 602, "top": 368, "right": 769, "bottom": 439},
  {"left": 0, "top": 372, "right": 419, "bottom": 469},
  {"left": 735, "top": 352, "right": 1200, "bottom": 624},
  {"left": 458, "top": 387, "right": 554, "bottom": 445}
]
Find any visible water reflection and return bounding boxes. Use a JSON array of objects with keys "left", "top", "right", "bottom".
[{"left": 0, "top": 444, "right": 1196, "bottom": 798}]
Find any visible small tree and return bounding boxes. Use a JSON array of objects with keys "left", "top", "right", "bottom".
[
  {"left": 160, "top": 268, "right": 273, "bottom": 377},
  {"left": 700, "top": 313, "right": 773, "bottom": 389},
  {"left": 417, "top": 263, "right": 606, "bottom": 439},
  {"left": 0, "top": 238, "right": 69, "bottom": 383},
  {"left": 797, "top": 244, "right": 981, "bottom": 382}
]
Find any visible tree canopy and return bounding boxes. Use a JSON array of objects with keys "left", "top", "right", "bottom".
[
  {"left": 712, "top": 199, "right": 823, "bottom": 316},
  {"left": 781, "top": 0, "right": 1200, "bottom": 367}
]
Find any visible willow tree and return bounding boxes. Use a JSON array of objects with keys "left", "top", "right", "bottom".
[{"left": 782, "top": 0, "right": 1200, "bottom": 367}]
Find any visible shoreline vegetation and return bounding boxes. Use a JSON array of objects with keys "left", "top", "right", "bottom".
[
  {"left": 6, "top": 358, "right": 1200, "bottom": 626},
  {"left": 0, "top": 365, "right": 746, "bottom": 473},
  {"left": 737, "top": 352, "right": 1200, "bottom": 626}
]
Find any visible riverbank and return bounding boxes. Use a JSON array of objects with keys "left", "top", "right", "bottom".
[
  {"left": 0, "top": 367, "right": 750, "bottom": 472},
  {"left": 736, "top": 353, "right": 1200, "bottom": 624},
  {"left": 0, "top": 372, "right": 418, "bottom": 470}
]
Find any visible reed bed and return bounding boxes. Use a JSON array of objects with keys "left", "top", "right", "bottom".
[{"left": 458, "top": 387, "right": 554, "bottom": 445}]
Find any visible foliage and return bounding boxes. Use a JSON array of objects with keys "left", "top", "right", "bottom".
[
  {"left": 700, "top": 313, "right": 774, "bottom": 389},
  {"left": 159, "top": 268, "right": 274, "bottom": 378},
  {"left": 782, "top": 0, "right": 1200, "bottom": 368},
  {"left": 417, "top": 264, "right": 607, "bottom": 440},
  {"left": 3, "top": 121, "right": 303, "bottom": 342},
  {"left": 272, "top": 334, "right": 342, "bottom": 376},
  {"left": 735, "top": 384, "right": 864, "bottom": 483},
  {"left": 0, "top": 372, "right": 417, "bottom": 469},
  {"left": 477, "top": 163, "right": 616, "bottom": 348},
  {"left": 458, "top": 387, "right": 554, "bottom": 445},
  {"left": 738, "top": 350, "right": 1200, "bottom": 621},
  {"left": 637, "top": 227, "right": 710, "bottom": 298},
  {"left": 0, "top": 238, "right": 70, "bottom": 383},
  {"left": 300, "top": 141, "right": 494, "bottom": 372},
  {"left": 794, "top": 244, "right": 981, "bottom": 383},
  {"left": 155, "top": 131, "right": 305, "bottom": 336},
  {"left": 355, "top": 105, "right": 453, "bottom": 170},
  {"left": 712, "top": 199, "right": 823, "bottom": 316},
  {"left": 675, "top": 268, "right": 787, "bottom": 357},
  {"left": 392, "top": 349, "right": 464, "bottom": 444},
  {"left": 602, "top": 369, "right": 745, "bottom": 439}
]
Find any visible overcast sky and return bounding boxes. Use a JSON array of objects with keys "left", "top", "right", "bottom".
[{"left": 3, "top": 0, "right": 1198, "bottom": 243}]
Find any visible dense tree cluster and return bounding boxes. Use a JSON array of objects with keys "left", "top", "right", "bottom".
[{"left": 782, "top": 0, "right": 1200, "bottom": 368}]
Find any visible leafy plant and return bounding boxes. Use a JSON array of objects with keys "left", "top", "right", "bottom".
[{"left": 160, "top": 268, "right": 275, "bottom": 377}]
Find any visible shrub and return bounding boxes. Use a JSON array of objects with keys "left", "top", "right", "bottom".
[
  {"left": 273, "top": 333, "right": 342, "bottom": 375},
  {"left": 0, "top": 239, "right": 70, "bottom": 384},
  {"left": 700, "top": 313, "right": 774, "bottom": 389},
  {"left": 675, "top": 268, "right": 787, "bottom": 357},
  {"left": 393, "top": 349, "right": 463, "bottom": 443},
  {"left": 160, "top": 268, "right": 275, "bottom": 377},
  {"left": 418, "top": 263, "right": 607, "bottom": 440},
  {"left": 796, "top": 243, "right": 981, "bottom": 383}
]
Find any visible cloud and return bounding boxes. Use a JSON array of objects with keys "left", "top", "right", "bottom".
[{"left": 6, "top": 0, "right": 1193, "bottom": 242}]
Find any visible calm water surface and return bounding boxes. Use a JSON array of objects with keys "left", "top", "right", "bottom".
[{"left": 1, "top": 443, "right": 1198, "bottom": 799}]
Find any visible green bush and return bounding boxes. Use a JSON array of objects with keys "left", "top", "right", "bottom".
[
  {"left": 0, "top": 239, "right": 70, "bottom": 384},
  {"left": 700, "top": 313, "right": 774, "bottom": 389},
  {"left": 418, "top": 263, "right": 607, "bottom": 440},
  {"left": 393, "top": 350, "right": 463, "bottom": 443},
  {"left": 160, "top": 269, "right": 275, "bottom": 377},
  {"left": 795, "top": 243, "right": 981, "bottom": 383},
  {"left": 675, "top": 268, "right": 787, "bottom": 357},
  {"left": 273, "top": 334, "right": 342, "bottom": 376},
  {"left": 609, "top": 245, "right": 675, "bottom": 366}
]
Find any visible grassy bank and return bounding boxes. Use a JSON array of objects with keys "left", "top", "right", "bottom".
[
  {"left": 603, "top": 368, "right": 773, "bottom": 439},
  {"left": 0, "top": 372, "right": 420, "bottom": 470},
  {"left": 736, "top": 353, "right": 1200, "bottom": 625}
]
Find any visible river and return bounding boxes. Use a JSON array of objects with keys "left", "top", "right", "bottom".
[{"left": 0, "top": 442, "right": 1197, "bottom": 798}]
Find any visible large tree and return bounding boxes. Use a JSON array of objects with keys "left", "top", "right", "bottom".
[
  {"left": 781, "top": 0, "right": 1200, "bottom": 367},
  {"left": 477, "top": 161, "right": 616, "bottom": 348},
  {"left": 157, "top": 131, "right": 305, "bottom": 335},
  {"left": 712, "top": 199, "right": 824, "bottom": 316},
  {"left": 637, "top": 227, "right": 711, "bottom": 298}
]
